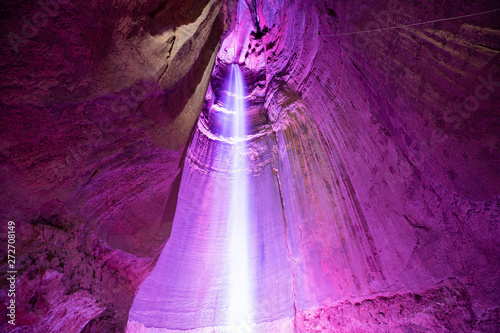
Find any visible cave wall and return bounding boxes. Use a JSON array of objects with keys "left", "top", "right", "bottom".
[
  {"left": 236, "top": 0, "right": 499, "bottom": 330},
  {"left": 129, "top": 0, "right": 499, "bottom": 331},
  {"left": 0, "top": 0, "right": 224, "bottom": 331},
  {"left": 0, "top": 0, "right": 499, "bottom": 332}
]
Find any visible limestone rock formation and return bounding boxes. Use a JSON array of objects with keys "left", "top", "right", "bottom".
[
  {"left": 1, "top": 0, "right": 223, "bottom": 331},
  {"left": 1, "top": 0, "right": 499, "bottom": 332}
]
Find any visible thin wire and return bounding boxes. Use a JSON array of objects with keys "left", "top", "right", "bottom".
[{"left": 318, "top": 8, "right": 500, "bottom": 37}]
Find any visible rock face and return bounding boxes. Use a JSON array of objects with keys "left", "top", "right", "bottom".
[
  {"left": 295, "top": 278, "right": 479, "bottom": 332},
  {"left": 0, "top": 0, "right": 223, "bottom": 331},
  {"left": 1, "top": 0, "right": 499, "bottom": 332},
  {"left": 252, "top": 0, "right": 499, "bottom": 325},
  {"left": 128, "top": 0, "right": 499, "bottom": 332}
]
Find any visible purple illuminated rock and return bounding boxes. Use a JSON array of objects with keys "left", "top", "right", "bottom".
[
  {"left": 296, "top": 279, "right": 479, "bottom": 332},
  {"left": 1, "top": 0, "right": 499, "bottom": 331},
  {"left": 130, "top": 0, "right": 498, "bottom": 331},
  {"left": 0, "top": 0, "right": 223, "bottom": 331}
]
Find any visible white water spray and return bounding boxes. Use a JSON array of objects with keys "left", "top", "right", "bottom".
[{"left": 226, "top": 64, "right": 254, "bottom": 332}]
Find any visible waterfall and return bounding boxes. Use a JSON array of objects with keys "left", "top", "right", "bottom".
[{"left": 226, "top": 64, "right": 254, "bottom": 331}]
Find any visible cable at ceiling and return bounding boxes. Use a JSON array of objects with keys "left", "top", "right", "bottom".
[{"left": 318, "top": 8, "right": 500, "bottom": 37}]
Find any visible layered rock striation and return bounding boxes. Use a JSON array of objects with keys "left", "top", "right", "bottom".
[
  {"left": 1, "top": 0, "right": 223, "bottom": 331},
  {"left": 1, "top": 0, "right": 499, "bottom": 332}
]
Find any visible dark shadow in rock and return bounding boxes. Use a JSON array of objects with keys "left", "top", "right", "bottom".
[{"left": 146, "top": 0, "right": 212, "bottom": 36}]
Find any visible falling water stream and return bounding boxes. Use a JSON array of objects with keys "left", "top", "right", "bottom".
[
  {"left": 225, "top": 64, "right": 254, "bottom": 331},
  {"left": 127, "top": 61, "right": 295, "bottom": 332}
]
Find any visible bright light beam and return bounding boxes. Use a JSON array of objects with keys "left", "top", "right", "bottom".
[{"left": 226, "top": 64, "right": 254, "bottom": 332}]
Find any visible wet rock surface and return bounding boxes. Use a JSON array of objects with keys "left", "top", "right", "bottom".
[
  {"left": 1, "top": 0, "right": 499, "bottom": 331},
  {"left": 240, "top": 0, "right": 499, "bottom": 327},
  {"left": 1, "top": 0, "right": 223, "bottom": 331},
  {"left": 296, "top": 279, "right": 483, "bottom": 332}
]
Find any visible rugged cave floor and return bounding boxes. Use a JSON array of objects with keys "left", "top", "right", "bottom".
[{"left": 0, "top": 0, "right": 499, "bottom": 332}]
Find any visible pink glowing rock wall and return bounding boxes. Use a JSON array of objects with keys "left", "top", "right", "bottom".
[
  {"left": 1, "top": 0, "right": 499, "bottom": 331},
  {"left": 128, "top": 133, "right": 295, "bottom": 329},
  {"left": 129, "top": 0, "right": 499, "bottom": 331},
  {"left": 1, "top": 0, "right": 223, "bottom": 331},
  {"left": 234, "top": 0, "right": 499, "bottom": 330}
]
